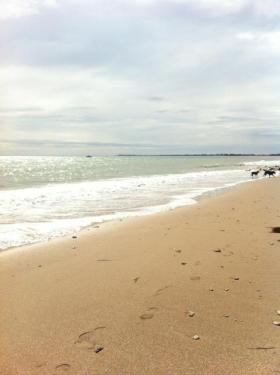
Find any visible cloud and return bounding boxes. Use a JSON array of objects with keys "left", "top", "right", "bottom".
[
  {"left": 130, "top": 0, "right": 280, "bottom": 17},
  {"left": 0, "top": 0, "right": 59, "bottom": 20},
  {"left": 1, "top": 0, "right": 280, "bottom": 155},
  {"left": 237, "top": 31, "right": 280, "bottom": 53}
]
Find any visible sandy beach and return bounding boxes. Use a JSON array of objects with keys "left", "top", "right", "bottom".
[{"left": 1, "top": 177, "right": 280, "bottom": 375}]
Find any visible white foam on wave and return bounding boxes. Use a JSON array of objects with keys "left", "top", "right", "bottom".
[
  {"left": 243, "top": 159, "right": 280, "bottom": 167},
  {"left": 0, "top": 169, "right": 252, "bottom": 250}
]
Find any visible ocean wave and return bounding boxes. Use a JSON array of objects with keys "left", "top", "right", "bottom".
[
  {"left": 242, "top": 159, "right": 280, "bottom": 167},
  {"left": 0, "top": 169, "right": 253, "bottom": 250},
  {"left": 201, "top": 164, "right": 221, "bottom": 168}
]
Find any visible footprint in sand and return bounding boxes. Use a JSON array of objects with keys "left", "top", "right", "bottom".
[
  {"left": 140, "top": 313, "right": 154, "bottom": 320},
  {"left": 75, "top": 326, "right": 106, "bottom": 352},
  {"left": 148, "top": 307, "right": 158, "bottom": 311},
  {"left": 140, "top": 307, "right": 158, "bottom": 320},
  {"left": 223, "top": 251, "right": 234, "bottom": 257},
  {"left": 190, "top": 276, "right": 201, "bottom": 281},
  {"left": 154, "top": 285, "right": 172, "bottom": 296},
  {"left": 55, "top": 363, "right": 71, "bottom": 372}
]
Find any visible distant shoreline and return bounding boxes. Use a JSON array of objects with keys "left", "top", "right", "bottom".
[{"left": 118, "top": 153, "right": 280, "bottom": 157}]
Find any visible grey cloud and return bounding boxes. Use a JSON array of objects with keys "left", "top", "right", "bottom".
[{"left": 1, "top": 0, "right": 280, "bottom": 155}]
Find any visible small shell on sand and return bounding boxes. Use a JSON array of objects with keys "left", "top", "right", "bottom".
[
  {"left": 192, "top": 335, "right": 200, "bottom": 340},
  {"left": 276, "top": 310, "right": 280, "bottom": 316},
  {"left": 273, "top": 321, "right": 280, "bottom": 326},
  {"left": 188, "top": 311, "right": 195, "bottom": 317}
]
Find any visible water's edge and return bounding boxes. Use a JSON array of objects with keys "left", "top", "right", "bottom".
[{"left": 0, "top": 176, "right": 258, "bottom": 253}]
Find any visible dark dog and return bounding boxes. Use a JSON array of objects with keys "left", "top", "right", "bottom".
[
  {"left": 263, "top": 170, "right": 276, "bottom": 177},
  {"left": 251, "top": 170, "right": 260, "bottom": 178}
]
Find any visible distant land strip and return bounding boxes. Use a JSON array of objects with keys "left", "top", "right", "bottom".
[{"left": 117, "top": 153, "right": 280, "bottom": 157}]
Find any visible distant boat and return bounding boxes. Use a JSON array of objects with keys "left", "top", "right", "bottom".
[{"left": 86, "top": 155, "right": 92, "bottom": 158}]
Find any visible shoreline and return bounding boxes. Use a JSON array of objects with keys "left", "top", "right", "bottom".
[
  {"left": 0, "top": 174, "right": 256, "bottom": 254},
  {"left": 1, "top": 177, "right": 280, "bottom": 374}
]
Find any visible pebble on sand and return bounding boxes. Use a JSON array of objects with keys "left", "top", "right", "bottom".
[
  {"left": 213, "top": 249, "right": 222, "bottom": 253},
  {"left": 192, "top": 335, "right": 200, "bottom": 340},
  {"left": 188, "top": 311, "right": 195, "bottom": 317},
  {"left": 273, "top": 321, "right": 280, "bottom": 326},
  {"left": 234, "top": 277, "right": 240, "bottom": 280},
  {"left": 276, "top": 310, "right": 280, "bottom": 316},
  {"left": 94, "top": 346, "right": 104, "bottom": 353}
]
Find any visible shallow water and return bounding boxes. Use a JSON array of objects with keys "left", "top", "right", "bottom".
[{"left": 0, "top": 155, "right": 279, "bottom": 250}]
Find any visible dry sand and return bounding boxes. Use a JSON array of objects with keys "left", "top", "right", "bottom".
[{"left": 1, "top": 177, "right": 280, "bottom": 375}]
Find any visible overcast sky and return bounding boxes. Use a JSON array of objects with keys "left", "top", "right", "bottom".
[{"left": 0, "top": 0, "right": 280, "bottom": 155}]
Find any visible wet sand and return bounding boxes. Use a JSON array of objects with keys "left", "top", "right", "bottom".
[{"left": 1, "top": 177, "right": 280, "bottom": 375}]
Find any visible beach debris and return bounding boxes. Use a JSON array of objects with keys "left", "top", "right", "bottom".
[
  {"left": 140, "top": 313, "right": 154, "bottom": 320},
  {"left": 72, "top": 235, "right": 77, "bottom": 239},
  {"left": 233, "top": 277, "right": 240, "bottom": 281},
  {"left": 188, "top": 311, "right": 195, "bottom": 317},
  {"left": 94, "top": 346, "right": 104, "bottom": 353},
  {"left": 223, "top": 314, "right": 230, "bottom": 318},
  {"left": 209, "top": 288, "right": 214, "bottom": 292},
  {"left": 271, "top": 227, "right": 280, "bottom": 233},
  {"left": 181, "top": 262, "right": 187, "bottom": 266},
  {"left": 133, "top": 277, "right": 140, "bottom": 283},
  {"left": 224, "top": 288, "right": 230, "bottom": 292},
  {"left": 192, "top": 335, "right": 200, "bottom": 340},
  {"left": 273, "top": 321, "right": 280, "bottom": 326},
  {"left": 213, "top": 249, "right": 222, "bottom": 253},
  {"left": 276, "top": 310, "right": 280, "bottom": 316}
]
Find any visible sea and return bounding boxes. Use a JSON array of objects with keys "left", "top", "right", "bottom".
[{"left": 0, "top": 155, "right": 279, "bottom": 251}]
